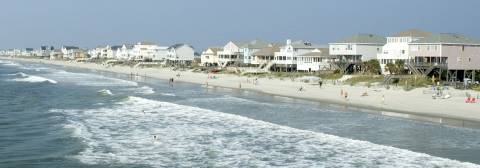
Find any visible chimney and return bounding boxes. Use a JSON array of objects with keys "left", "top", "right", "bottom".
[{"left": 286, "top": 39, "right": 292, "bottom": 45}]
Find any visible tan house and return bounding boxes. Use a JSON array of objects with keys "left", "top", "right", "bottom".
[{"left": 200, "top": 47, "right": 222, "bottom": 66}]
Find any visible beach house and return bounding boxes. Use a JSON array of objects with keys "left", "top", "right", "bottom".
[
  {"left": 241, "top": 39, "right": 270, "bottom": 64},
  {"left": 297, "top": 48, "right": 336, "bottom": 72},
  {"left": 200, "top": 47, "right": 222, "bottom": 66},
  {"left": 377, "top": 29, "right": 432, "bottom": 74},
  {"left": 166, "top": 44, "right": 195, "bottom": 65},
  {"left": 116, "top": 44, "right": 134, "bottom": 60},
  {"left": 49, "top": 49, "right": 63, "bottom": 60},
  {"left": 132, "top": 42, "right": 159, "bottom": 61},
  {"left": 217, "top": 41, "right": 247, "bottom": 67},
  {"left": 273, "top": 39, "right": 324, "bottom": 72},
  {"left": 251, "top": 44, "right": 280, "bottom": 65},
  {"left": 329, "top": 34, "right": 385, "bottom": 62},
  {"left": 408, "top": 33, "right": 480, "bottom": 82},
  {"left": 61, "top": 46, "right": 80, "bottom": 60},
  {"left": 107, "top": 45, "right": 122, "bottom": 59},
  {"left": 153, "top": 46, "right": 169, "bottom": 62}
]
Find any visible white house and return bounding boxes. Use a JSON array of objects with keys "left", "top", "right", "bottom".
[
  {"left": 329, "top": 33, "right": 385, "bottom": 62},
  {"left": 251, "top": 44, "right": 280, "bottom": 66},
  {"left": 241, "top": 39, "right": 270, "bottom": 64},
  {"left": 377, "top": 29, "right": 432, "bottom": 74},
  {"left": 201, "top": 47, "right": 222, "bottom": 66},
  {"left": 153, "top": 46, "right": 169, "bottom": 61},
  {"left": 166, "top": 44, "right": 195, "bottom": 65},
  {"left": 34, "top": 46, "right": 54, "bottom": 58},
  {"left": 49, "top": 49, "right": 63, "bottom": 60},
  {"left": 61, "top": 46, "right": 80, "bottom": 60},
  {"left": 273, "top": 39, "right": 324, "bottom": 71},
  {"left": 297, "top": 48, "right": 336, "bottom": 72},
  {"left": 115, "top": 44, "right": 134, "bottom": 60},
  {"left": 217, "top": 41, "right": 247, "bottom": 66},
  {"left": 107, "top": 45, "right": 122, "bottom": 59},
  {"left": 132, "top": 42, "right": 163, "bottom": 61}
]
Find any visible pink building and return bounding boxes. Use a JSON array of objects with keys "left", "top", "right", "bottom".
[{"left": 409, "top": 33, "right": 480, "bottom": 82}]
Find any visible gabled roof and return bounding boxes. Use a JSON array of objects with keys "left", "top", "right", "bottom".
[
  {"left": 252, "top": 45, "right": 280, "bottom": 56},
  {"left": 333, "top": 33, "right": 386, "bottom": 44},
  {"left": 291, "top": 40, "right": 325, "bottom": 49},
  {"left": 63, "top": 46, "right": 79, "bottom": 50},
  {"left": 206, "top": 47, "right": 223, "bottom": 54},
  {"left": 231, "top": 41, "right": 249, "bottom": 48},
  {"left": 110, "top": 45, "right": 123, "bottom": 50},
  {"left": 411, "top": 33, "right": 480, "bottom": 44},
  {"left": 392, "top": 29, "right": 432, "bottom": 37}
]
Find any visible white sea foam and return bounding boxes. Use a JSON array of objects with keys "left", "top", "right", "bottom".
[
  {"left": 55, "top": 96, "right": 478, "bottom": 167},
  {"left": 160, "top": 93, "right": 175, "bottom": 96},
  {"left": 49, "top": 71, "right": 137, "bottom": 87},
  {"left": 97, "top": 89, "right": 113, "bottom": 96},
  {"left": 10, "top": 72, "right": 57, "bottom": 84},
  {"left": 134, "top": 86, "right": 155, "bottom": 95}
]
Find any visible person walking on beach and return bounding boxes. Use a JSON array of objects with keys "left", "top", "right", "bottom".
[
  {"left": 299, "top": 86, "right": 304, "bottom": 92},
  {"left": 381, "top": 94, "right": 385, "bottom": 105},
  {"left": 344, "top": 91, "right": 348, "bottom": 101},
  {"left": 340, "top": 89, "right": 344, "bottom": 97},
  {"left": 318, "top": 81, "right": 323, "bottom": 88}
]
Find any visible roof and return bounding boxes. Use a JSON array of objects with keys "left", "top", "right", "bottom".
[
  {"left": 291, "top": 40, "right": 325, "bottom": 49},
  {"left": 392, "top": 29, "right": 432, "bottom": 37},
  {"left": 63, "top": 46, "right": 79, "bottom": 50},
  {"left": 168, "top": 43, "right": 194, "bottom": 50},
  {"left": 411, "top": 33, "right": 480, "bottom": 44},
  {"left": 252, "top": 45, "right": 280, "bottom": 56},
  {"left": 110, "top": 45, "right": 122, "bottom": 50},
  {"left": 333, "top": 33, "right": 386, "bottom": 44},
  {"left": 207, "top": 47, "right": 223, "bottom": 54},
  {"left": 231, "top": 41, "right": 249, "bottom": 48},
  {"left": 299, "top": 48, "right": 331, "bottom": 57}
]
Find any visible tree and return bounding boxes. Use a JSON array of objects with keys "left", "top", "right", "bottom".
[{"left": 362, "top": 59, "right": 381, "bottom": 74}]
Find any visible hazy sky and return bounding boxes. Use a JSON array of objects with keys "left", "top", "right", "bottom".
[{"left": 1, "top": 0, "right": 479, "bottom": 51}]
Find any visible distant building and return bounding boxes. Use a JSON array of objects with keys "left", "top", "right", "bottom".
[
  {"left": 61, "top": 46, "right": 80, "bottom": 60},
  {"left": 217, "top": 41, "right": 247, "bottom": 66},
  {"left": 409, "top": 33, "right": 480, "bottom": 81},
  {"left": 166, "top": 44, "right": 195, "bottom": 65},
  {"left": 329, "top": 33, "right": 385, "bottom": 62},
  {"left": 377, "top": 29, "right": 432, "bottom": 74},
  {"left": 200, "top": 47, "right": 222, "bottom": 66},
  {"left": 251, "top": 44, "right": 280, "bottom": 66},
  {"left": 297, "top": 48, "right": 336, "bottom": 72},
  {"left": 49, "top": 49, "right": 63, "bottom": 60},
  {"left": 132, "top": 42, "right": 163, "bottom": 61},
  {"left": 273, "top": 39, "right": 325, "bottom": 72},
  {"left": 116, "top": 44, "right": 134, "bottom": 60}
]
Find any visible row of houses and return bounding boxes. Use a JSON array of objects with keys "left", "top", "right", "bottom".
[
  {"left": 0, "top": 42, "right": 196, "bottom": 65},
  {"left": 200, "top": 29, "right": 480, "bottom": 81}
]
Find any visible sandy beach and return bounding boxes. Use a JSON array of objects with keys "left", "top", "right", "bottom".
[{"left": 5, "top": 57, "right": 480, "bottom": 127}]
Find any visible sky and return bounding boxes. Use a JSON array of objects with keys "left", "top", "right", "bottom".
[{"left": 0, "top": 0, "right": 479, "bottom": 51}]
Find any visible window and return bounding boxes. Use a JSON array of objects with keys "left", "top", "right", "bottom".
[{"left": 401, "top": 50, "right": 405, "bottom": 54}]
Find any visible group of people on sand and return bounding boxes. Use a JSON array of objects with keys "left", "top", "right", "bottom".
[{"left": 246, "top": 78, "right": 259, "bottom": 85}]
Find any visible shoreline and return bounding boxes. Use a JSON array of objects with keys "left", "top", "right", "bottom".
[{"left": 4, "top": 56, "right": 480, "bottom": 129}]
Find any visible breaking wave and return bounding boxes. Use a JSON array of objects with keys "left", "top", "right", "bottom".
[
  {"left": 9, "top": 72, "right": 57, "bottom": 84},
  {"left": 56, "top": 96, "right": 477, "bottom": 167}
]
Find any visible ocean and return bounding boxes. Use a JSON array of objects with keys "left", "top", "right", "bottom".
[{"left": 0, "top": 59, "right": 479, "bottom": 168}]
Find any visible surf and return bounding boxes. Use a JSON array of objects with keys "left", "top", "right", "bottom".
[{"left": 56, "top": 96, "right": 477, "bottom": 168}]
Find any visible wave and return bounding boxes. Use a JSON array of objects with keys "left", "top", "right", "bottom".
[
  {"left": 97, "top": 89, "right": 113, "bottom": 96},
  {"left": 160, "top": 93, "right": 175, "bottom": 96},
  {"left": 49, "top": 71, "right": 138, "bottom": 87},
  {"left": 9, "top": 72, "right": 57, "bottom": 84},
  {"left": 55, "top": 96, "right": 477, "bottom": 167},
  {"left": 135, "top": 86, "right": 155, "bottom": 95}
]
